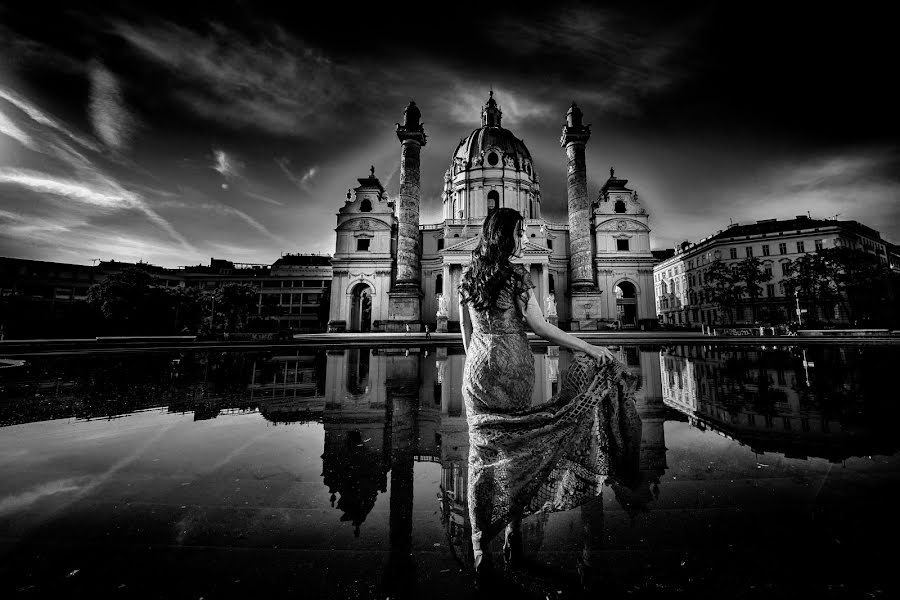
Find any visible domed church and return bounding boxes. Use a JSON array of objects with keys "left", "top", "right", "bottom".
[{"left": 328, "top": 92, "right": 658, "bottom": 333}]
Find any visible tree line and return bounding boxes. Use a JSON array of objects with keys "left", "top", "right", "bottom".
[
  {"left": 81, "top": 268, "right": 329, "bottom": 336},
  {"left": 700, "top": 247, "right": 899, "bottom": 326}
]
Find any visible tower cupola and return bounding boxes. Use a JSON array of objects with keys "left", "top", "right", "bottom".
[{"left": 481, "top": 90, "right": 502, "bottom": 127}]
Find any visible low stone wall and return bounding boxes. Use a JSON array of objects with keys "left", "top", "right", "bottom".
[{"left": 797, "top": 329, "right": 890, "bottom": 337}]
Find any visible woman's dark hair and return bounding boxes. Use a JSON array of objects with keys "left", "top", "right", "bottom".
[{"left": 459, "top": 207, "right": 524, "bottom": 311}]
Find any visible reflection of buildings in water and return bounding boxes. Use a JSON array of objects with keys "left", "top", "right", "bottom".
[{"left": 658, "top": 345, "right": 897, "bottom": 461}]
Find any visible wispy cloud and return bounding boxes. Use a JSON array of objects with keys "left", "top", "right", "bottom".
[
  {"left": 198, "top": 202, "right": 287, "bottom": 247},
  {"left": 88, "top": 60, "right": 139, "bottom": 150},
  {"left": 0, "top": 108, "right": 37, "bottom": 150},
  {"left": 275, "top": 156, "right": 318, "bottom": 191},
  {"left": 245, "top": 190, "right": 284, "bottom": 206},
  {"left": 495, "top": 9, "right": 703, "bottom": 115},
  {"left": 212, "top": 148, "right": 244, "bottom": 181},
  {"left": 0, "top": 87, "right": 101, "bottom": 152},
  {"left": 0, "top": 167, "right": 193, "bottom": 251},
  {"left": 114, "top": 21, "right": 356, "bottom": 136}
]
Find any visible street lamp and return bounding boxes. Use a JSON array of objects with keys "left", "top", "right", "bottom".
[{"left": 794, "top": 289, "right": 802, "bottom": 326}]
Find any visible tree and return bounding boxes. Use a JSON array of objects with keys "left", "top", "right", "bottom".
[
  {"left": 702, "top": 258, "right": 743, "bottom": 324},
  {"left": 733, "top": 256, "right": 772, "bottom": 323},
  {"left": 782, "top": 254, "right": 837, "bottom": 325},
  {"left": 87, "top": 268, "right": 165, "bottom": 334},
  {"left": 819, "top": 247, "right": 897, "bottom": 325},
  {"left": 213, "top": 283, "right": 259, "bottom": 332}
]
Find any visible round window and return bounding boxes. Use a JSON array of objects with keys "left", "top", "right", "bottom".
[{"left": 487, "top": 152, "right": 499, "bottom": 166}]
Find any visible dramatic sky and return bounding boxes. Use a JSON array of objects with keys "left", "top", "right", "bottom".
[{"left": 1, "top": 1, "right": 897, "bottom": 267}]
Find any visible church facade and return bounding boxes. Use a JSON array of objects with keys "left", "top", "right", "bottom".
[{"left": 328, "top": 93, "right": 657, "bottom": 332}]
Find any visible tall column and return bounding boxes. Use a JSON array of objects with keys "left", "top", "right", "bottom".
[
  {"left": 561, "top": 102, "right": 604, "bottom": 330},
  {"left": 561, "top": 102, "right": 593, "bottom": 289},
  {"left": 387, "top": 101, "right": 427, "bottom": 332}
]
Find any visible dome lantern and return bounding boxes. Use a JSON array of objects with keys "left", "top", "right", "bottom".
[{"left": 481, "top": 90, "right": 502, "bottom": 127}]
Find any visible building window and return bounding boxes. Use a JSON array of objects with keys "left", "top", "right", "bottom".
[
  {"left": 360, "top": 198, "right": 372, "bottom": 212},
  {"left": 766, "top": 284, "right": 775, "bottom": 297},
  {"left": 796, "top": 241, "right": 805, "bottom": 253},
  {"left": 729, "top": 248, "right": 737, "bottom": 259},
  {"left": 549, "top": 274, "right": 555, "bottom": 293},
  {"left": 781, "top": 262, "right": 791, "bottom": 276},
  {"left": 487, "top": 152, "right": 499, "bottom": 166},
  {"left": 814, "top": 239, "right": 823, "bottom": 251},
  {"left": 547, "top": 239, "right": 553, "bottom": 249},
  {"left": 435, "top": 274, "right": 443, "bottom": 293},
  {"left": 437, "top": 238, "right": 444, "bottom": 250},
  {"left": 357, "top": 238, "right": 370, "bottom": 251},
  {"left": 614, "top": 200, "right": 626, "bottom": 213},
  {"left": 762, "top": 244, "right": 770, "bottom": 256},
  {"left": 779, "top": 242, "right": 787, "bottom": 255},
  {"left": 764, "top": 265, "right": 773, "bottom": 277},
  {"left": 617, "top": 239, "right": 629, "bottom": 251},
  {"left": 745, "top": 246, "right": 753, "bottom": 257}
]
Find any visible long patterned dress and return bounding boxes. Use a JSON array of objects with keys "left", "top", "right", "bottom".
[{"left": 459, "top": 264, "right": 641, "bottom": 551}]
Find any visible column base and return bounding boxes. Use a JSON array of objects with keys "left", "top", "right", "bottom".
[
  {"left": 547, "top": 315, "right": 559, "bottom": 328},
  {"left": 387, "top": 285, "right": 423, "bottom": 332},
  {"left": 436, "top": 315, "right": 448, "bottom": 332},
  {"left": 569, "top": 289, "right": 605, "bottom": 329}
]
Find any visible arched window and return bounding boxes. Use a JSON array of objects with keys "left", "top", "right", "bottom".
[
  {"left": 360, "top": 198, "right": 372, "bottom": 212},
  {"left": 487, "top": 152, "right": 499, "bottom": 166},
  {"left": 487, "top": 190, "right": 499, "bottom": 213},
  {"left": 614, "top": 200, "right": 626, "bottom": 213}
]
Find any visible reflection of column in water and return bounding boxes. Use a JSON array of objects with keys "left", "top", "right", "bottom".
[
  {"left": 579, "top": 497, "right": 604, "bottom": 588},
  {"left": 384, "top": 351, "right": 420, "bottom": 594}
]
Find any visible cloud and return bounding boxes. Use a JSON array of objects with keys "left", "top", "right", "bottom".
[
  {"left": 212, "top": 148, "right": 243, "bottom": 179},
  {"left": 0, "top": 108, "right": 37, "bottom": 150},
  {"left": 114, "top": 20, "right": 357, "bottom": 136},
  {"left": 494, "top": 8, "right": 703, "bottom": 115},
  {"left": 198, "top": 202, "right": 286, "bottom": 246},
  {"left": 245, "top": 191, "right": 283, "bottom": 206},
  {"left": 88, "top": 60, "right": 139, "bottom": 150},
  {"left": 0, "top": 167, "right": 193, "bottom": 251},
  {"left": 0, "top": 87, "right": 101, "bottom": 152},
  {"left": 275, "top": 156, "right": 318, "bottom": 190}
]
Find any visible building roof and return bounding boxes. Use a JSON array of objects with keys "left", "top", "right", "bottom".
[
  {"left": 708, "top": 216, "right": 882, "bottom": 242},
  {"left": 271, "top": 254, "right": 332, "bottom": 267},
  {"left": 652, "top": 249, "right": 675, "bottom": 262}
]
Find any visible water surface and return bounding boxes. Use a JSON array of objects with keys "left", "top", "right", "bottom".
[{"left": 1, "top": 344, "right": 898, "bottom": 598}]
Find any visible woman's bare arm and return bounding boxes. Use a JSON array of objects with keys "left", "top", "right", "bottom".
[
  {"left": 519, "top": 293, "right": 613, "bottom": 362},
  {"left": 459, "top": 296, "right": 473, "bottom": 354}
]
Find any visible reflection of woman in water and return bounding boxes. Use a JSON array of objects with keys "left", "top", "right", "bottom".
[{"left": 458, "top": 208, "right": 640, "bottom": 580}]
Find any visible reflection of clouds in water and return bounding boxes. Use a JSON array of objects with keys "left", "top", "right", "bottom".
[{"left": 0, "top": 477, "right": 84, "bottom": 515}]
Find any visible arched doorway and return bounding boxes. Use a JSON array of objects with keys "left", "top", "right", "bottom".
[
  {"left": 615, "top": 281, "right": 638, "bottom": 328},
  {"left": 349, "top": 283, "right": 373, "bottom": 332},
  {"left": 487, "top": 190, "right": 499, "bottom": 214}
]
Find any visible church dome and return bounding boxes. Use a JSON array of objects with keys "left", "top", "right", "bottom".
[
  {"left": 451, "top": 91, "right": 533, "bottom": 171},
  {"left": 442, "top": 92, "right": 541, "bottom": 221}
]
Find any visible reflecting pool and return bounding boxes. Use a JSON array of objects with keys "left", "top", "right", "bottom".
[{"left": 1, "top": 344, "right": 899, "bottom": 598}]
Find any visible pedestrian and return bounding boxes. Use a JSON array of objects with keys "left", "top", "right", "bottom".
[{"left": 424, "top": 324, "right": 431, "bottom": 339}]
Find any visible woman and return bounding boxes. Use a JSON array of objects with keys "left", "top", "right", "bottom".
[{"left": 458, "top": 208, "right": 638, "bottom": 578}]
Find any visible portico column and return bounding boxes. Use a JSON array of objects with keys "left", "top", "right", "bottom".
[{"left": 541, "top": 264, "right": 549, "bottom": 309}]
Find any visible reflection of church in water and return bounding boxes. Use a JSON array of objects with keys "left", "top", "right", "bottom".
[
  {"left": 328, "top": 93, "right": 658, "bottom": 333},
  {"left": 319, "top": 345, "right": 670, "bottom": 557}
]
